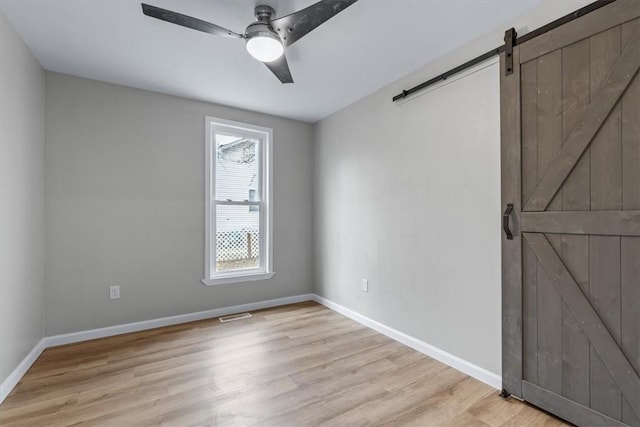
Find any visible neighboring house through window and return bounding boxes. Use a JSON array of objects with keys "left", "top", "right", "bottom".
[{"left": 203, "top": 117, "right": 273, "bottom": 286}]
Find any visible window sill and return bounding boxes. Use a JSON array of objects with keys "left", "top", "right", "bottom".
[{"left": 201, "top": 272, "right": 275, "bottom": 286}]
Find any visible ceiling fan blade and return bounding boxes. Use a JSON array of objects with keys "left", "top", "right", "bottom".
[
  {"left": 141, "top": 3, "right": 243, "bottom": 39},
  {"left": 270, "top": 0, "right": 357, "bottom": 47},
  {"left": 264, "top": 54, "right": 294, "bottom": 84}
]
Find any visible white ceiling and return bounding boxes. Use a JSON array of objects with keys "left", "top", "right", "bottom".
[{"left": 0, "top": 0, "right": 538, "bottom": 122}]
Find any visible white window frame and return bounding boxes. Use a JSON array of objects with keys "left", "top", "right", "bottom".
[{"left": 202, "top": 116, "right": 274, "bottom": 286}]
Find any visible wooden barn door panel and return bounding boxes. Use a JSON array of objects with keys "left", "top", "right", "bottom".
[{"left": 501, "top": 2, "right": 640, "bottom": 425}]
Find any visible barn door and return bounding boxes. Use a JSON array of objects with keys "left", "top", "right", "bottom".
[{"left": 501, "top": 1, "right": 640, "bottom": 425}]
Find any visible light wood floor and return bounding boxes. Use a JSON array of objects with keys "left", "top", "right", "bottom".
[{"left": 0, "top": 302, "right": 568, "bottom": 426}]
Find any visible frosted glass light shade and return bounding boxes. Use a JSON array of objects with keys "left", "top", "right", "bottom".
[{"left": 246, "top": 35, "right": 284, "bottom": 63}]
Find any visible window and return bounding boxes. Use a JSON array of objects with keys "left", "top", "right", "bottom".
[{"left": 202, "top": 117, "right": 273, "bottom": 286}]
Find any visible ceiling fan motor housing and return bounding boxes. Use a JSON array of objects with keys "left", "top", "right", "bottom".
[
  {"left": 254, "top": 5, "right": 276, "bottom": 22},
  {"left": 245, "top": 5, "right": 280, "bottom": 41},
  {"left": 245, "top": 22, "right": 279, "bottom": 41},
  {"left": 245, "top": 5, "right": 283, "bottom": 51},
  {"left": 244, "top": 6, "right": 284, "bottom": 63}
]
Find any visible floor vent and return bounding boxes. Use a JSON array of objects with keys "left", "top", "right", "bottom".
[{"left": 219, "top": 312, "right": 252, "bottom": 323}]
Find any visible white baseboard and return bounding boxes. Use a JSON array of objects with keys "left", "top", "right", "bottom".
[
  {"left": 0, "top": 293, "right": 314, "bottom": 404},
  {"left": 311, "top": 295, "right": 502, "bottom": 390},
  {"left": 44, "top": 293, "right": 315, "bottom": 348},
  {"left": 0, "top": 338, "right": 47, "bottom": 404},
  {"left": 1, "top": 292, "right": 501, "bottom": 406}
]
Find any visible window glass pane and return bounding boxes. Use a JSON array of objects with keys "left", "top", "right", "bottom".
[
  {"left": 216, "top": 204, "right": 260, "bottom": 272},
  {"left": 215, "top": 134, "right": 260, "bottom": 202}
]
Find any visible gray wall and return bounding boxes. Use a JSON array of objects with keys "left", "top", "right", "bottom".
[
  {"left": 314, "top": 61, "right": 502, "bottom": 374},
  {"left": 0, "top": 10, "right": 45, "bottom": 383},
  {"left": 45, "top": 73, "right": 314, "bottom": 335},
  {"left": 313, "top": 0, "right": 592, "bottom": 375}
]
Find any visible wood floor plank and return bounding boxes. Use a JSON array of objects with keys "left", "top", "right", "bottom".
[{"left": 0, "top": 302, "right": 568, "bottom": 426}]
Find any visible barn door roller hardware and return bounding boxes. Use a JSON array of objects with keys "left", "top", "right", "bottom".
[
  {"left": 503, "top": 28, "right": 516, "bottom": 76},
  {"left": 392, "top": 0, "right": 615, "bottom": 102}
]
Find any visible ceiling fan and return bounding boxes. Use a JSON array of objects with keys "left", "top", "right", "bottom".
[{"left": 141, "top": 1, "right": 358, "bottom": 84}]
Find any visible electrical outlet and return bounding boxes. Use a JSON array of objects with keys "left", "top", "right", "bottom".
[
  {"left": 109, "top": 285, "right": 120, "bottom": 300},
  {"left": 362, "top": 279, "right": 368, "bottom": 292}
]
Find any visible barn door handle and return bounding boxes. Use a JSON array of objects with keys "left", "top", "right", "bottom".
[{"left": 503, "top": 204, "right": 514, "bottom": 240}]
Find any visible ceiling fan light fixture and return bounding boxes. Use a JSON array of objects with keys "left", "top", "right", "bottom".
[
  {"left": 142, "top": 1, "right": 359, "bottom": 83},
  {"left": 245, "top": 24, "right": 284, "bottom": 63}
]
